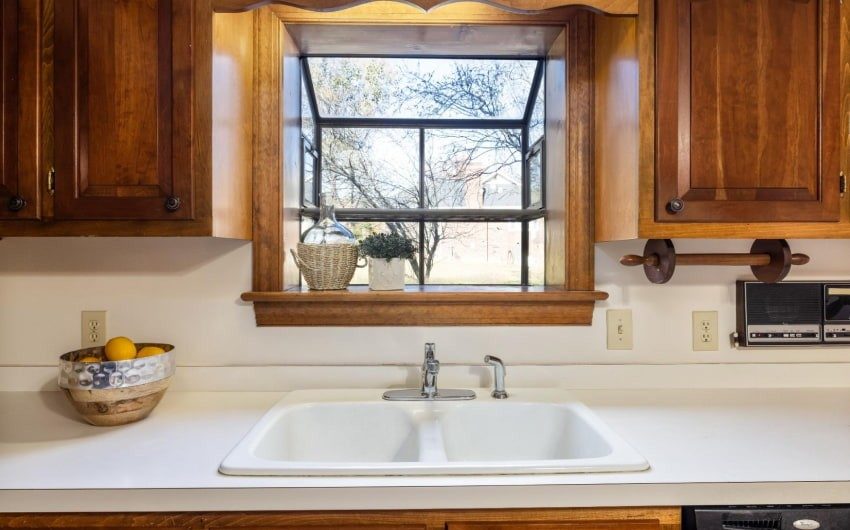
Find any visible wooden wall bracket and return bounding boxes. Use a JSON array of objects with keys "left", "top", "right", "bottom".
[{"left": 620, "top": 239, "right": 810, "bottom": 284}]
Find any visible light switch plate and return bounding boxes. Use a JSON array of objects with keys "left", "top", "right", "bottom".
[
  {"left": 692, "top": 310, "right": 718, "bottom": 351},
  {"left": 81, "top": 311, "right": 106, "bottom": 348},
  {"left": 606, "top": 309, "right": 633, "bottom": 350}
]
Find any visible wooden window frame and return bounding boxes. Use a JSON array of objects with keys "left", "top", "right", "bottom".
[{"left": 231, "top": 2, "right": 609, "bottom": 326}]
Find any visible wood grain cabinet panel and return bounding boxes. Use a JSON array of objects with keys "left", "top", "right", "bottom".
[
  {"left": 54, "top": 0, "right": 194, "bottom": 220},
  {"left": 448, "top": 522, "right": 662, "bottom": 530},
  {"left": 0, "top": 0, "right": 39, "bottom": 220},
  {"left": 220, "top": 527, "right": 425, "bottom": 530},
  {"left": 0, "top": 509, "right": 681, "bottom": 530},
  {"left": 655, "top": 0, "right": 841, "bottom": 223}
]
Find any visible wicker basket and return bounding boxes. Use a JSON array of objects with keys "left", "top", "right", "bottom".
[{"left": 291, "top": 243, "right": 362, "bottom": 290}]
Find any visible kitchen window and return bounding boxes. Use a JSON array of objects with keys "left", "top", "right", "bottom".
[
  {"left": 300, "top": 57, "right": 546, "bottom": 286},
  {"left": 239, "top": 10, "right": 606, "bottom": 326}
]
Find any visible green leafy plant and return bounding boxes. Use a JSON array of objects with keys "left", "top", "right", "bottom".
[{"left": 359, "top": 233, "right": 417, "bottom": 260}]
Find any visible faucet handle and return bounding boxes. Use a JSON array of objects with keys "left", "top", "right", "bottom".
[{"left": 424, "top": 342, "right": 436, "bottom": 360}]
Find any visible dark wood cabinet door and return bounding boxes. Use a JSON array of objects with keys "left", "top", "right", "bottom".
[
  {"left": 0, "top": 0, "right": 39, "bottom": 220},
  {"left": 655, "top": 0, "right": 841, "bottom": 223},
  {"left": 448, "top": 522, "right": 661, "bottom": 530},
  {"left": 54, "top": 0, "right": 193, "bottom": 220},
  {"left": 222, "top": 527, "right": 425, "bottom": 530}
]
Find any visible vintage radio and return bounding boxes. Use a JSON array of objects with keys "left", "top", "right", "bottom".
[{"left": 736, "top": 281, "right": 850, "bottom": 346}]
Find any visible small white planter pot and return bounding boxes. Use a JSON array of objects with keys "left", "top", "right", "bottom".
[{"left": 368, "top": 258, "right": 406, "bottom": 291}]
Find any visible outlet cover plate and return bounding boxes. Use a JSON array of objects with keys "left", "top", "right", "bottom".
[
  {"left": 81, "top": 311, "right": 106, "bottom": 348},
  {"left": 692, "top": 310, "right": 718, "bottom": 351},
  {"left": 606, "top": 309, "right": 633, "bottom": 350}
]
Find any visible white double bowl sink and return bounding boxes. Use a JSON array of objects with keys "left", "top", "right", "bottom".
[{"left": 220, "top": 389, "right": 648, "bottom": 477}]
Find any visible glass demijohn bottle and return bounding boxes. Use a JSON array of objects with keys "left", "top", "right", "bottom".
[{"left": 301, "top": 193, "right": 356, "bottom": 245}]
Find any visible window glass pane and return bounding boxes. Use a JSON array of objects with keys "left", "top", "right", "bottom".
[
  {"left": 348, "top": 222, "right": 420, "bottom": 285},
  {"left": 425, "top": 129, "right": 522, "bottom": 209},
  {"left": 425, "top": 222, "right": 521, "bottom": 285},
  {"left": 300, "top": 216, "right": 314, "bottom": 234},
  {"left": 529, "top": 80, "right": 544, "bottom": 143},
  {"left": 301, "top": 77, "right": 315, "bottom": 141},
  {"left": 528, "top": 143, "right": 543, "bottom": 209},
  {"left": 297, "top": 216, "right": 315, "bottom": 287},
  {"left": 308, "top": 57, "right": 538, "bottom": 120},
  {"left": 303, "top": 146, "right": 317, "bottom": 206},
  {"left": 528, "top": 218, "right": 545, "bottom": 286},
  {"left": 321, "top": 128, "right": 420, "bottom": 209}
]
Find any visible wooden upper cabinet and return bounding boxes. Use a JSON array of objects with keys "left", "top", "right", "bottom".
[
  {"left": 54, "top": 0, "right": 194, "bottom": 220},
  {"left": 0, "top": 0, "right": 39, "bottom": 220},
  {"left": 0, "top": 1, "right": 21, "bottom": 219},
  {"left": 654, "top": 0, "right": 841, "bottom": 223}
]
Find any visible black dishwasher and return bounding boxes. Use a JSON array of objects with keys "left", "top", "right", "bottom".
[{"left": 683, "top": 506, "right": 850, "bottom": 529}]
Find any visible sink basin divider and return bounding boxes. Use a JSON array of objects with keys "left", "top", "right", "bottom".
[{"left": 416, "top": 416, "right": 448, "bottom": 464}]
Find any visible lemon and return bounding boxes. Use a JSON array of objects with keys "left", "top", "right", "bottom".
[
  {"left": 104, "top": 337, "right": 137, "bottom": 361},
  {"left": 78, "top": 356, "right": 100, "bottom": 363},
  {"left": 137, "top": 346, "right": 166, "bottom": 358}
]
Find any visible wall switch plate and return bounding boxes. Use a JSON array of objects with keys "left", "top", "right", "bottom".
[
  {"left": 692, "top": 310, "right": 719, "bottom": 351},
  {"left": 606, "top": 309, "right": 633, "bottom": 350},
  {"left": 81, "top": 311, "right": 106, "bottom": 348}
]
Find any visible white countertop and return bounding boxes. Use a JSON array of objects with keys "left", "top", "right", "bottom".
[{"left": 3, "top": 388, "right": 850, "bottom": 511}]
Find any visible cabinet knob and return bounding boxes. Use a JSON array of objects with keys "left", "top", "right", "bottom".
[
  {"left": 7, "top": 196, "right": 26, "bottom": 212},
  {"left": 666, "top": 198, "right": 685, "bottom": 214},
  {"left": 164, "top": 196, "right": 182, "bottom": 212}
]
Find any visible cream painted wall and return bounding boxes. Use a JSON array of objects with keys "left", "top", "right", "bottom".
[{"left": 1, "top": 237, "right": 849, "bottom": 368}]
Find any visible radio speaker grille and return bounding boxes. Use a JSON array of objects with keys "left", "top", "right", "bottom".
[{"left": 746, "top": 283, "right": 822, "bottom": 324}]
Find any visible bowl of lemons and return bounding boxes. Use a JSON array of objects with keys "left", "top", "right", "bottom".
[{"left": 58, "top": 338, "right": 175, "bottom": 426}]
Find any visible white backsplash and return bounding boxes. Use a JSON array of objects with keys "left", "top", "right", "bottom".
[{"left": 1, "top": 237, "right": 849, "bottom": 368}]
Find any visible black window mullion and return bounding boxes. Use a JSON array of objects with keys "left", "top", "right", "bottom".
[
  {"left": 521, "top": 220, "right": 529, "bottom": 286},
  {"left": 419, "top": 129, "right": 426, "bottom": 209},
  {"left": 315, "top": 126, "right": 322, "bottom": 205},
  {"left": 419, "top": 128, "right": 426, "bottom": 285},
  {"left": 316, "top": 118, "right": 525, "bottom": 130},
  {"left": 419, "top": 221, "right": 426, "bottom": 286}
]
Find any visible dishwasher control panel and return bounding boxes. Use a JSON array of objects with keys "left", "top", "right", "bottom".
[{"left": 684, "top": 505, "right": 850, "bottom": 530}]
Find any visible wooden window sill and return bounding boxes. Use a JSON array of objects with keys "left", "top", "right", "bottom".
[{"left": 241, "top": 286, "right": 609, "bottom": 326}]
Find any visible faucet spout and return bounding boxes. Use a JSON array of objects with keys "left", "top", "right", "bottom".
[{"left": 484, "top": 355, "right": 508, "bottom": 399}]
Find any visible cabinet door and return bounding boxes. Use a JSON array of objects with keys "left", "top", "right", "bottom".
[
  {"left": 224, "top": 527, "right": 424, "bottom": 530},
  {"left": 447, "top": 520, "right": 662, "bottom": 530},
  {"left": 0, "top": 0, "right": 39, "bottom": 220},
  {"left": 655, "top": 0, "right": 841, "bottom": 223},
  {"left": 54, "top": 0, "right": 193, "bottom": 220}
]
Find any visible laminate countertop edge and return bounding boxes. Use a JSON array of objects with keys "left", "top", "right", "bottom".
[{"left": 3, "top": 388, "right": 850, "bottom": 511}]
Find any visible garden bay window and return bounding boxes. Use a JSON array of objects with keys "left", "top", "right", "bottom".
[
  {"left": 237, "top": 8, "right": 607, "bottom": 325},
  {"left": 300, "top": 57, "right": 546, "bottom": 286}
]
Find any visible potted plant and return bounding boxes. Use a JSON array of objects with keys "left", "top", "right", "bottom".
[{"left": 359, "top": 233, "right": 416, "bottom": 291}]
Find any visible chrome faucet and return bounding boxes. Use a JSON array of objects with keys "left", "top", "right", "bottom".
[
  {"left": 383, "top": 343, "right": 476, "bottom": 401},
  {"left": 484, "top": 355, "right": 508, "bottom": 399},
  {"left": 421, "top": 343, "right": 440, "bottom": 398}
]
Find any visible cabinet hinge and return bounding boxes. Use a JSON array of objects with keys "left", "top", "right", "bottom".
[{"left": 47, "top": 167, "right": 55, "bottom": 195}]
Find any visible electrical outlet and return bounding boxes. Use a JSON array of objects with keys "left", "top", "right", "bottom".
[
  {"left": 692, "top": 310, "right": 718, "bottom": 351},
  {"left": 81, "top": 311, "right": 107, "bottom": 348},
  {"left": 606, "top": 309, "right": 633, "bottom": 350}
]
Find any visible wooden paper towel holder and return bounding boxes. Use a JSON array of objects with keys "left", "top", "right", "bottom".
[{"left": 620, "top": 239, "right": 810, "bottom": 284}]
